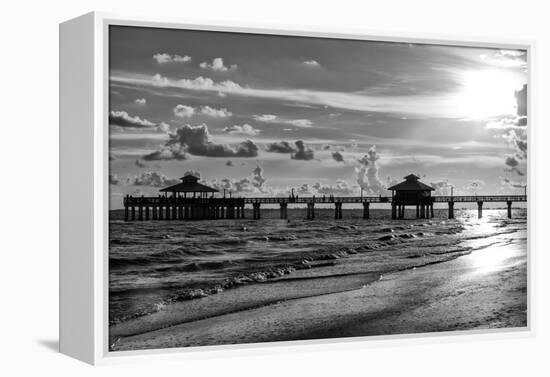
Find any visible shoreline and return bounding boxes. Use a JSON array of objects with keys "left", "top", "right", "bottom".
[{"left": 111, "top": 232, "right": 527, "bottom": 351}]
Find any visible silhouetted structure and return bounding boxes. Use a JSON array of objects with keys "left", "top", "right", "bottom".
[
  {"left": 388, "top": 174, "right": 435, "bottom": 219},
  {"left": 160, "top": 175, "right": 218, "bottom": 198},
  {"left": 123, "top": 173, "right": 526, "bottom": 222}
]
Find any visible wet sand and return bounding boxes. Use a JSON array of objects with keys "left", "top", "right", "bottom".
[{"left": 111, "top": 235, "right": 527, "bottom": 351}]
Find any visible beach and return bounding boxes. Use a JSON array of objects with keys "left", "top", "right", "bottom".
[{"left": 109, "top": 208, "right": 527, "bottom": 351}]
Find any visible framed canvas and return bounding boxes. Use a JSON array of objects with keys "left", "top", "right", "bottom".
[{"left": 60, "top": 12, "right": 535, "bottom": 365}]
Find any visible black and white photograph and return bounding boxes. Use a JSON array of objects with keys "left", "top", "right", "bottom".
[{"left": 107, "top": 25, "right": 528, "bottom": 351}]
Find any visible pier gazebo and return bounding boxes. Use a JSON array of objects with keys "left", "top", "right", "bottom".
[
  {"left": 387, "top": 174, "right": 435, "bottom": 219},
  {"left": 160, "top": 174, "right": 218, "bottom": 198}
]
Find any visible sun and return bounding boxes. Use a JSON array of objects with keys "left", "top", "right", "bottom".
[{"left": 455, "top": 69, "right": 524, "bottom": 119}]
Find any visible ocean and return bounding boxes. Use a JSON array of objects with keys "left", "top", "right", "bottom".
[{"left": 108, "top": 207, "right": 527, "bottom": 329}]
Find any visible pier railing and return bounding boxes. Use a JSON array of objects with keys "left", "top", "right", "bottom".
[
  {"left": 432, "top": 195, "right": 526, "bottom": 203},
  {"left": 124, "top": 195, "right": 526, "bottom": 206}
]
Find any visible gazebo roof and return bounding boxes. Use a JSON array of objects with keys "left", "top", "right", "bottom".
[
  {"left": 387, "top": 174, "right": 434, "bottom": 191},
  {"left": 160, "top": 175, "right": 219, "bottom": 193}
]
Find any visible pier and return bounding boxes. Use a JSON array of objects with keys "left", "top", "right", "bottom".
[
  {"left": 123, "top": 194, "right": 526, "bottom": 221},
  {"left": 122, "top": 174, "right": 526, "bottom": 221}
]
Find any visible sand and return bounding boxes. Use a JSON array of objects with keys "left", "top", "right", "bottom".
[{"left": 110, "top": 238, "right": 527, "bottom": 352}]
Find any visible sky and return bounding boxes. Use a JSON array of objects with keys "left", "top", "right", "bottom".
[{"left": 108, "top": 25, "right": 528, "bottom": 209}]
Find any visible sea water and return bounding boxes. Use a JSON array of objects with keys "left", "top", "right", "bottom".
[{"left": 109, "top": 208, "right": 527, "bottom": 326}]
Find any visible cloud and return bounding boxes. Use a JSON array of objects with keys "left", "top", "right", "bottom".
[
  {"left": 222, "top": 124, "right": 260, "bottom": 136},
  {"left": 209, "top": 165, "right": 267, "bottom": 195},
  {"left": 504, "top": 129, "right": 527, "bottom": 160},
  {"left": 481, "top": 50, "right": 527, "bottom": 70},
  {"left": 331, "top": 151, "right": 345, "bottom": 163},
  {"left": 199, "top": 57, "right": 236, "bottom": 72},
  {"left": 146, "top": 124, "right": 259, "bottom": 160},
  {"left": 515, "top": 84, "right": 527, "bottom": 117},
  {"left": 200, "top": 106, "right": 232, "bottom": 118},
  {"left": 114, "top": 72, "right": 523, "bottom": 119},
  {"left": 183, "top": 170, "right": 201, "bottom": 179},
  {"left": 266, "top": 141, "right": 297, "bottom": 153},
  {"left": 109, "top": 174, "right": 120, "bottom": 185},
  {"left": 486, "top": 116, "right": 527, "bottom": 130},
  {"left": 135, "top": 159, "right": 148, "bottom": 168},
  {"left": 157, "top": 122, "right": 171, "bottom": 133},
  {"left": 291, "top": 140, "right": 315, "bottom": 161},
  {"left": 173, "top": 104, "right": 232, "bottom": 119},
  {"left": 253, "top": 114, "right": 313, "bottom": 128},
  {"left": 467, "top": 179, "right": 485, "bottom": 194},
  {"left": 173, "top": 104, "right": 195, "bottom": 118},
  {"left": 253, "top": 114, "right": 277, "bottom": 122},
  {"left": 252, "top": 165, "right": 267, "bottom": 191},
  {"left": 286, "top": 179, "right": 358, "bottom": 196},
  {"left": 501, "top": 177, "right": 526, "bottom": 189},
  {"left": 135, "top": 98, "right": 147, "bottom": 105},
  {"left": 129, "top": 171, "right": 180, "bottom": 187},
  {"left": 302, "top": 60, "right": 320, "bottom": 67},
  {"left": 287, "top": 119, "right": 313, "bottom": 128},
  {"left": 109, "top": 110, "right": 156, "bottom": 128},
  {"left": 386, "top": 176, "right": 399, "bottom": 189},
  {"left": 505, "top": 155, "right": 524, "bottom": 176},
  {"left": 151, "top": 74, "right": 241, "bottom": 92},
  {"left": 505, "top": 156, "right": 519, "bottom": 168},
  {"left": 486, "top": 84, "right": 527, "bottom": 130},
  {"left": 312, "top": 179, "right": 356, "bottom": 195},
  {"left": 109, "top": 110, "right": 171, "bottom": 135},
  {"left": 355, "top": 145, "right": 385, "bottom": 194},
  {"left": 153, "top": 53, "right": 191, "bottom": 64},
  {"left": 485, "top": 84, "right": 528, "bottom": 177},
  {"left": 143, "top": 144, "right": 187, "bottom": 161},
  {"left": 430, "top": 179, "right": 451, "bottom": 195},
  {"left": 265, "top": 140, "right": 315, "bottom": 160}
]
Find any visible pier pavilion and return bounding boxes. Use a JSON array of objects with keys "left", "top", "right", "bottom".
[
  {"left": 123, "top": 174, "right": 246, "bottom": 221},
  {"left": 160, "top": 174, "right": 218, "bottom": 198},
  {"left": 387, "top": 174, "right": 435, "bottom": 219}
]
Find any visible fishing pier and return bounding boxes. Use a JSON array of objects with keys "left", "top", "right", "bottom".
[{"left": 123, "top": 174, "right": 526, "bottom": 221}]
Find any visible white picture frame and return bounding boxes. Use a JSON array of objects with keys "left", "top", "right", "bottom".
[{"left": 59, "top": 11, "right": 536, "bottom": 365}]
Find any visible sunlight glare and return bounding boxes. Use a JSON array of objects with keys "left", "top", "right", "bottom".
[{"left": 455, "top": 69, "right": 523, "bottom": 119}]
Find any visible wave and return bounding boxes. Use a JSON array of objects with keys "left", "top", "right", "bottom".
[
  {"left": 109, "top": 210, "right": 527, "bottom": 326},
  {"left": 111, "top": 248, "right": 212, "bottom": 269}
]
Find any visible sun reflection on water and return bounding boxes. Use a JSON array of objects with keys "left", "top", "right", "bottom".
[{"left": 458, "top": 211, "right": 522, "bottom": 275}]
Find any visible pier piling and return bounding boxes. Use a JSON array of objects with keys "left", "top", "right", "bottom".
[
  {"left": 448, "top": 202, "right": 454, "bottom": 219},
  {"left": 334, "top": 202, "right": 343, "bottom": 219},
  {"left": 280, "top": 203, "right": 288, "bottom": 219},
  {"left": 363, "top": 202, "right": 370, "bottom": 219},
  {"left": 477, "top": 201, "right": 483, "bottom": 218},
  {"left": 306, "top": 202, "right": 315, "bottom": 220},
  {"left": 253, "top": 202, "right": 261, "bottom": 220},
  {"left": 507, "top": 200, "right": 513, "bottom": 219}
]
